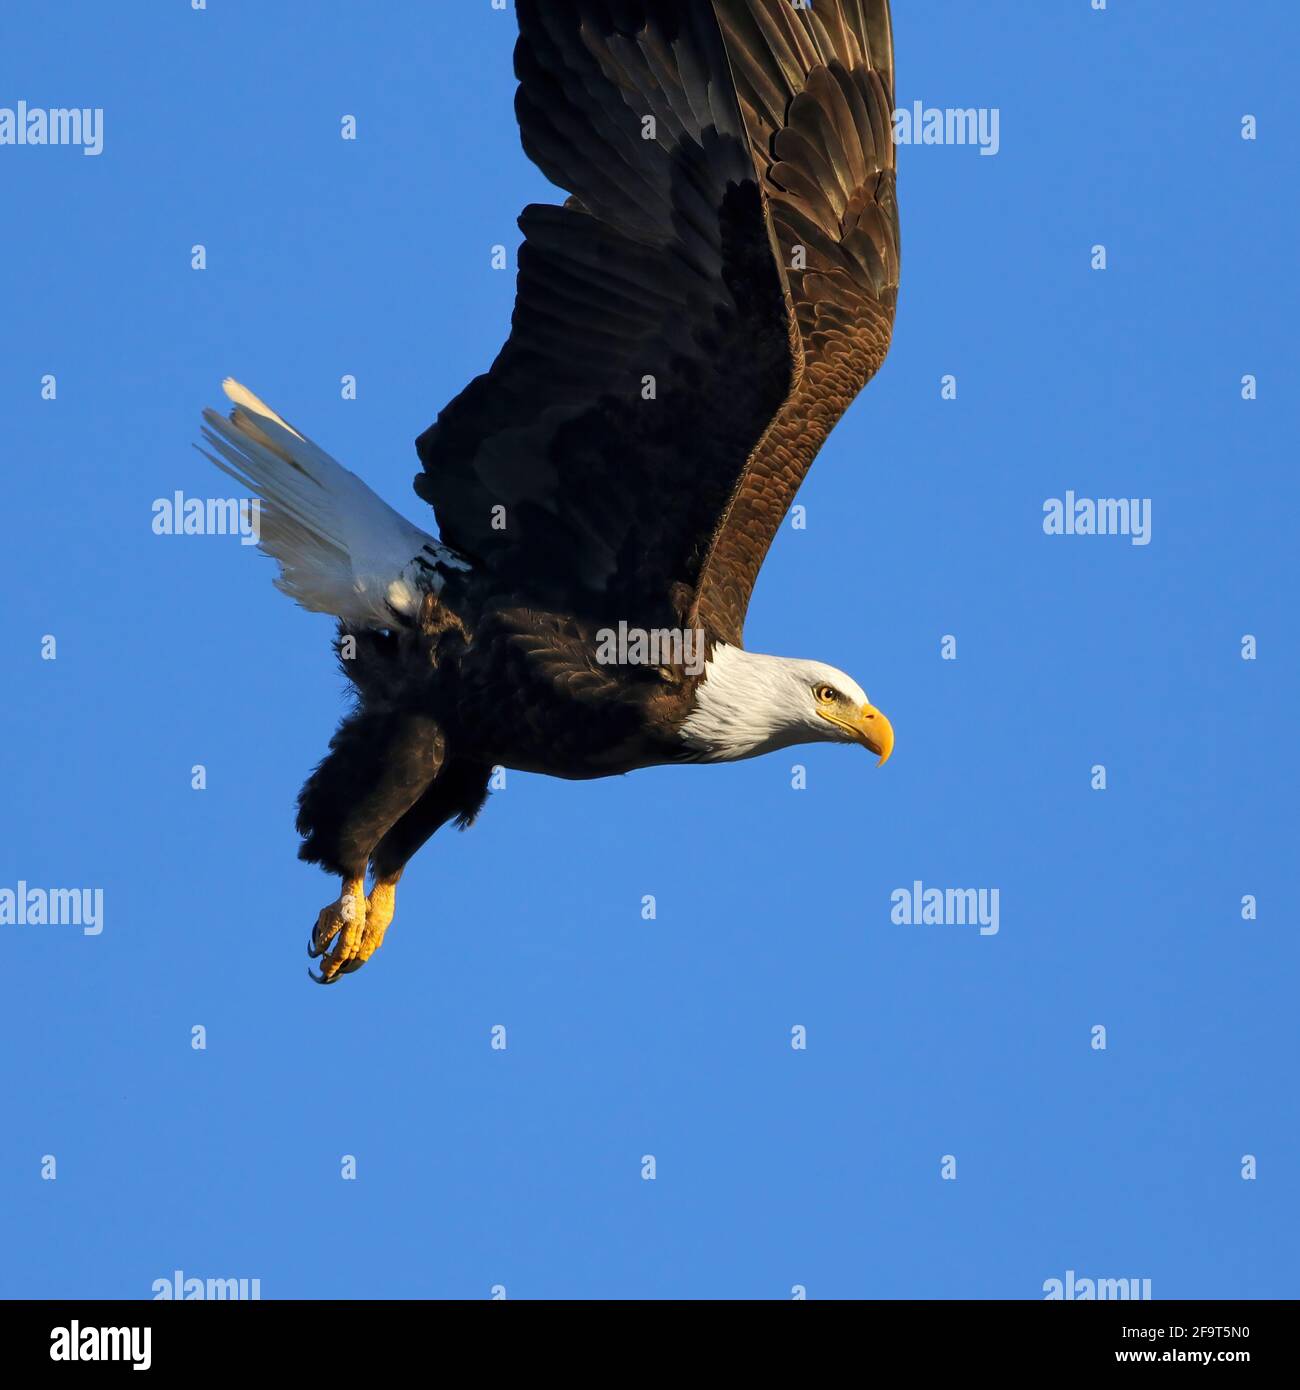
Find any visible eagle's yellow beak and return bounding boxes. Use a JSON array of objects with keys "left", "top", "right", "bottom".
[{"left": 819, "top": 702, "right": 894, "bottom": 765}]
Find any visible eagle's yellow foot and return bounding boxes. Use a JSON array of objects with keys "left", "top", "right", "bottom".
[
  {"left": 356, "top": 877, "right": 399, "bottom": 964},
  {"left": 308, "top": 876, "right": 366, "bottom": 984}
]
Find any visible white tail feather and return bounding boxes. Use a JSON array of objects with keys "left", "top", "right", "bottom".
[{"left": 196, "top": 379, "right": 467, "bottom": 626}]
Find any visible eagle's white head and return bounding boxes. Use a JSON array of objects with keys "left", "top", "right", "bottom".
[{"left": 679, "top": 643, "right": 894, "bottom": 765}]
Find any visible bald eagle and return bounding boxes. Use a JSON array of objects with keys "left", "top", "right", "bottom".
[{"left": 198, "top": 0, "right": 900, "bottom": 983}]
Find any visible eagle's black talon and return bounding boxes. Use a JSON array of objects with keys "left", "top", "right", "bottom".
[
  {"left": 307, "top": 966, "right": 339, "bottom": 985},
  {"left": 307, "top": 933, "right": 324, "bottom": 959}
]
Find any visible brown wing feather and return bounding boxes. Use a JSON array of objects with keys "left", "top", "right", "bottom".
[{"left": 693, "top": 0, "right": 900, "bottom": 645}]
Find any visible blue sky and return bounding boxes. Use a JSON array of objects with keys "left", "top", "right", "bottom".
[{"left": 1, "top": 0, "right": 1295, "bottom": 1299}]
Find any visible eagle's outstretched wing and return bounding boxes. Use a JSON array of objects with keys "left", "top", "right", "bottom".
[
  {"left": 415, "top": 0, "right": 898, "bottom": 643},
  {"left": 695, "top": 0, "right": 899, "bottom": 644}
]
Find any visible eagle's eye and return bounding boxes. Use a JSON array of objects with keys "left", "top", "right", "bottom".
[{"left": 814, "top": 683, "right": 837, "bottom": 704}]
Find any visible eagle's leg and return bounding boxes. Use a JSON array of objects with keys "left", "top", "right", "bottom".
[
  {"left": 297, "top": 708, "right": 448, "bottom": 983},
  {"left": 353, "top": 759, "right": 493, "bottom": 966},
  {"left": 355, "top": 875, "right": 399, "bottom": 965}
]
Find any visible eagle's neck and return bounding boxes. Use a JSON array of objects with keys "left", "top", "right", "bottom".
[{"left": 678, "top": 644, "right": 818, "bottom": 763}]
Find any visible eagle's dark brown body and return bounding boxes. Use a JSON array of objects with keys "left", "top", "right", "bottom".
[
  {"left": 361, "top": 586, "right": 705, "bottom": 782},
  {"left": 296, "top": 586, "right": 706, "bottom": 883}
]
